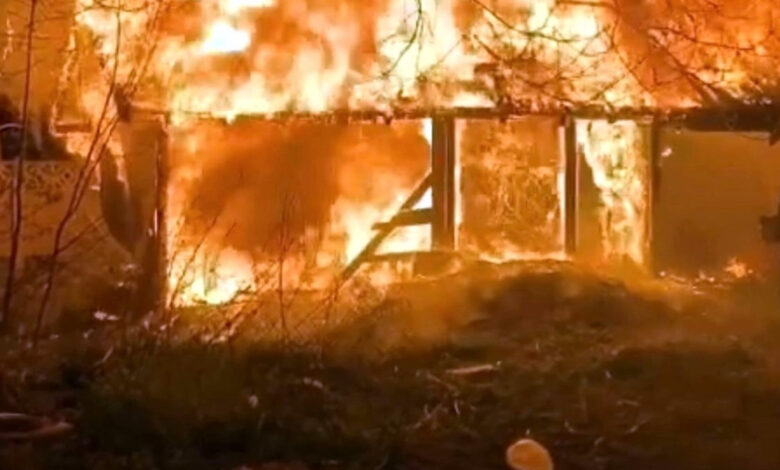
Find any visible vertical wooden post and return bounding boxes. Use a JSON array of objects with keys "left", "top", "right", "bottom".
[
  {"left": 647, "top": 119, "right": 662, "bottom": 275},
  {"left": 139, "top": 121, "right": 169, "bottom": 315},
  {"left": 431, "top": 116, "right": 457, "bottom": 250},
  {"left": 154, "top": 122, "right": 169, "bottom": 314},
  {"left": 563, "top": 117, "right": 578, "bottom": 256}
]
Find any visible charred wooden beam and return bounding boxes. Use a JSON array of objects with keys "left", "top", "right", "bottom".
[
  {"left": 562, "top": 117, "right": 578, "bottom": 256},
  {"left": 673, "top": 105, "right": 780, "bottom": 133},
  {"left": 132, "top": 100, "right": 780, "bottom": 133},
  {"left": 431, "top": 116, "right": 457, "bottom": 250},
  {"left": 155, "top": 124, "right": 170, "bottom": 315},
  {"left": 129, "top": 103, "right": 666, "bottom": 124},
  {"left": 362, "top": 251, "right": 425, "bottom": 263},
  {"left": 372, "top": 208, "right": 433, "bottom": 230},
  {"left": 52, "top": 121, "right": 92, "bottom": 133},
  {"left": 341, "top": 174, "right": 432, "bottom": 280}
]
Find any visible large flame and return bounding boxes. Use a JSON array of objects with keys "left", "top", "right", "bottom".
[
  {"left": 577, "top": 120, "right": 649, "bottom": 267},
  {"left": 166, "top": 120, "right": 432, "bottom": 306},
  {"left": 72, "top": 0, "right": 780, "bottom": 124}
]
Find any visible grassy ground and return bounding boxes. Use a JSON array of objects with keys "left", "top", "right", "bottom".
[{"left": 2, "top": 262, "right": 780, "bottom": 469}]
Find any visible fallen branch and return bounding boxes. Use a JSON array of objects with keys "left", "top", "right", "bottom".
[{"left": 446, "top": 363, "right": 500, "bottom": 376}]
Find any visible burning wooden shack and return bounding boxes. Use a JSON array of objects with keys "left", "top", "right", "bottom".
[{"left": 2, "top": 0, "right": 780, "bottom": 316}]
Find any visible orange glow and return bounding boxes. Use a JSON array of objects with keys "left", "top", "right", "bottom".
[{"left": 723, "top": 258, "right": 752, "bottom": 280}]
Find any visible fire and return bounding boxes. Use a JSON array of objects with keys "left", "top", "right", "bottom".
[
  {"left": 166, "top": 120, "right": 431, "bottom": 306},
  {"left": 1, "top": 18, "right": 12, "bottom": 62},
  {"left": 60, "top": 0, "right": 780, "bottom": 306},
  {"left": 200, "top": 20, "right": 251, "bottom": 54},
  {"left": 169, "top": 246, "right": 254, "bottom": 305},
  {"left": 69, "top": 0, "right": 780, "bottom": 124},
  {"left": 577, "top": 120, "right": 649, "bottom": 267},
  {"left": 198, "top": 0, "right": 276, "bottom": 55},
  {"left": 223, "top": 0, "right": 275, "bottom": 14},
  {"left": 164, "top": 0, "right": 619, "bottom": 119},
  {"left": 333, "top": 191, "right": 431, "bottom": 264},
  {"left": 723, "top": 258, "right": 752, "bottom": 280}
]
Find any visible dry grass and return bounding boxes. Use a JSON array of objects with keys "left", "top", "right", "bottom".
[{"left": 2, "top": 261, "right": 780, "bottom": 469}]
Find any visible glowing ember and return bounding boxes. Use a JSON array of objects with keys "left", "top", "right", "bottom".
[{"left": 723, "top": 258, "right": 752, "bottom": 280}]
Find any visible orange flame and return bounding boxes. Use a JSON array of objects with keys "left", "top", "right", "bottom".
[
  {"left": 71, "top": 0, "right": 780, "bottom": 125},
  {"left": 577, "top": 120, "right": 649, "bottom": 267},
  {"left": 165, "top": 120, "right": 432, "bottom": 306},
  {"left": 200, "top": 20, "right": 252, "bottom": 54}
]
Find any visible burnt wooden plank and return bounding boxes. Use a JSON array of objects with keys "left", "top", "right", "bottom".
[
  {"left": 130, "top": 102, "right": 780, "bottom": 134},
  {"left": 647, "top": 119, "right": 662, "bottom": 274},
  {"left": 372, "top": 208, "right": 433, "bottom": 230}
]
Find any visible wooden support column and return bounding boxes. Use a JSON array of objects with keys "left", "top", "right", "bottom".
[
  {"left": 156, "top": 123, "right": 170, "bottom": 314},
  {"left": 139, "top": 121, "right": 169, "bottom": 315},
  {"left": 647, "top": 119, "right": 662, "bottom": 274},
  {"left": 563, "top": 117, "right": 578, "bottom": 256},
  {"left": 431, "top": 117, "right": 457, "bottom": 250}
]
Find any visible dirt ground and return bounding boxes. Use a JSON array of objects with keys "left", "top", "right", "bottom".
[{"left": 2, "top": 261, "right": 780, "bottom": 470}]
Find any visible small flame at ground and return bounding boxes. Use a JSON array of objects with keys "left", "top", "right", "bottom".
[{"left": 723, "top": 258, "right": 752, "bottom": 280}]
